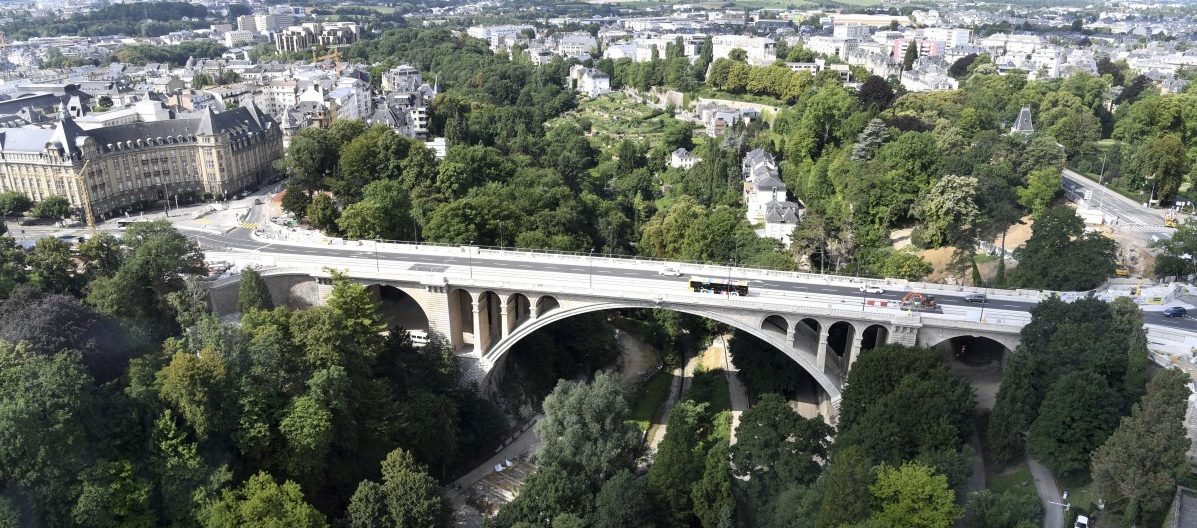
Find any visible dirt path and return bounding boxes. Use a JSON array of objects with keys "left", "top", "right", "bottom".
[
  {"left": 712, "top": 334, "right": 751, "bottom": 445},
  {"left": 648, "top": 350, "right": 699, "bottom": 450},
  {"left": 614, "top": 328, "right": 658, "bottom": 387}
]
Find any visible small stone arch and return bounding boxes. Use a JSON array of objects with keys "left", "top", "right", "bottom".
[
  {"left": 477, "top": 290, "right": 502, "bottom": 355},
  {"left": 506, "top": 293, "right": 532, "bottom": 333},
  {"left": 825, "top": 321, "right": 857, "bottom": 379},
  {"left": 366, "top": 283, "right": 430, "bottom": 337},
  {"left": 536, "top": 295, "right": 560, "bottom": 316},
  {"left": 860, "top": 323, "right": 889, "bottom": 353},
  {"left": 761, "top": 314, "right": 789, "bottom": 335},
  {"left": 448, "top": 287, "right": 475, "bottom": 353}
]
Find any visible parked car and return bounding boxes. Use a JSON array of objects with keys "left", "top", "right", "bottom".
[
  {"left": 1163, "top": 306, "right": 1187, "bottom": 318},
  {"left": 859, "top": 284, "right": 885, "bottom": 294},
  {"left": 1074, "top": 515, "right": 1089, "bottom": 528},
  {"left": 658, "top": 267, "right": 683, "bottom": 277},
  {"left": 964, "top": 293, "right": 987, "bottom": 303}
]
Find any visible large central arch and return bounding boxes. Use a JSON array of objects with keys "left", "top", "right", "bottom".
[{"left": 482, "top": 300, "right": 843, "bottom": 401}]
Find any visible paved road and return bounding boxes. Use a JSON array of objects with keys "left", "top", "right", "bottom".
[
  {"left": 1027, "top": 454, "right": 1065, "bottom": 528},
  {"left": 193, "top": 227, "right": 1197, "bottom": 332},
  {"left": 1061, "top": 168, "right": 1174, "bottom": 245}
]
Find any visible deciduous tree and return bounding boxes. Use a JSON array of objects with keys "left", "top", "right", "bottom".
[
  {"left": 1091, "top": 368, "right": 1192, "bottom": 522},
  {"left": 1027, "top": 371, "right": 1121, "bottom": 475},
  {"left": 28, "top": 236, "right": 77, "bottom": 293},
  {"left": 1009, "top": 207, "right": 1115, "bottom": 290},
  {"left": 867, "top": 462, "right": 961, "bottom": 528},
  {"left": 32, "top": 195, "right": 72, "bottom": 222},
  {"left": 535, "top": 372, "right": 643, "bottom": 485},
  {"left": 730, "top": 393, "right": 832, "bottom": 490},
  {"left": 593, "top": 469, "right": 655, "bottom": 528},
  {"left": 198, "top": 472, "right": 327, "bottom": 528},
  {"left": 346, "top": 448, "right": 453, "bottom": 528}
]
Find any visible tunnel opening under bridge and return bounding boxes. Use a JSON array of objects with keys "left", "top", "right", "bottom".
[
  {"left": 366, "top": 284, "right": 430, "bottom": 342},
  {"left": 931, "top": 335, "right": 1011, "bottom": 411}
]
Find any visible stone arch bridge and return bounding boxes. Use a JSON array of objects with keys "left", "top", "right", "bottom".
[{"left": 207, "top": 251, "right": 1025, "bottom": 417}]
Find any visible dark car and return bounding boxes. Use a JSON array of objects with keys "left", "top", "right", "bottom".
[
  {"left": 964, "top": 293, "right": 987, "bottom": 303},
  {"left": 1163, "top": 306, "right": 1187, "bottom": 318}
]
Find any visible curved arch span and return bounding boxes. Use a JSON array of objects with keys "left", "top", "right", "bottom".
[
  {"left": 483, "top": 301, "right": 842, "bottom": 402},
  {"left": 925, "top": 330, "right": 1019, "bottom": 355}
]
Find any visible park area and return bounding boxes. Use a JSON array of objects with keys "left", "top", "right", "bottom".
[{"left": 546, "top": 92, "right": 684, "bottom": 156}]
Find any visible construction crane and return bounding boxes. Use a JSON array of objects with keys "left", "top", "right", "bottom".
[
  {"left": 311, "top": 45, "right": 344, "bottom": 79},
  {"left": 72, "top": 159, "right": 96, "bottom": 236}
]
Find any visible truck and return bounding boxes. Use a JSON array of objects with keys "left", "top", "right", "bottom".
[
  {"left": 900, "top": 291, "right": 937, "bottom": 310},
  {"left": 1165, "top": 210, "right": 1179, "bottom": 228}
]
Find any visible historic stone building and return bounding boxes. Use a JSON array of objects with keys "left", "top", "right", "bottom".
[{"left": 0, "top": 103, "right": 283, "bottom": 217}]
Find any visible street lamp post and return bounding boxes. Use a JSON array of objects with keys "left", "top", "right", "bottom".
[
  {"left": 1096, "top": 152, "right": 1108, "bottom": 212},
  {"left": 589, "top": 248, "right": 594, "bottom": 289},
  {"left": 727, "top": 262, "right": 733, "bottom": 298},
  {"left": 468, "top": 241, "right": 474, "bottom": 280}
]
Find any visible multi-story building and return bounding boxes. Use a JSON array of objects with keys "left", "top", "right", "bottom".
[
  {"left": 922, "top": 28, "right": 971, "bottom": 48},
  {"left": 833, "top": 25, "right": 872, "bottom": 40},
  {"left": 0, "top": 104, "right": 283, "bottom": 217},
  {"left": 274, "top": 22, "right": 359, "bottom": 54},
  {"left": 381, "top": 65, "right": 424, "bottom": 94},
  {"left": 254, "top": 80, "right": 299, "bottom": 116},
  {"left": 237, "top": 15, "right": 257, "bottom": 32},
  {"left": 224, "top": 30, "right": 257, "bottom": 47},
  {"left": 712, "top": 35, "right": 776, "bottom": 65},
  {"left": 255, "top": 13, "right": 293, "bottom": 33}
]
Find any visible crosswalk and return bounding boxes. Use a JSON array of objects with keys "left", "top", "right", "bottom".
[{"left": 1116, "top": 224, "right": 1174, "bottom": 234}]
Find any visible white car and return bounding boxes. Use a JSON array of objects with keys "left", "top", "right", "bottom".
[
  {"left": 658, "top": 267, "right": 683, "bottom": 277},
  {"left": 859, "top": 284, "right": 885, "bottom": 294},
  {"left": 1074, "top": 515, "right": 1089, "bottom": 528}
]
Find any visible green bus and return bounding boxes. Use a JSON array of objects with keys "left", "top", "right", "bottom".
[{"left": 689, "top": 276, "right": 749, "bottom": 296}]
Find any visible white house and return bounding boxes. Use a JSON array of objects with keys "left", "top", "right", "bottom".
[
  {"left": 669, "top": 148, "right": 700, "bottom": 169},
  {"left": 568, "top": 65, "right": 610, "bottom": 97},
  {"left": 711, "top": 35, "right": 776, "bottom": 65},
  {"left": 761, "top": 200, "right": 805, "bottom": 247}
]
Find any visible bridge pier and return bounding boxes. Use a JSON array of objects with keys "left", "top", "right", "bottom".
[
  {"left": 500, "top": 297, "right": 512, "bottom": 339},
  {"left": 472, "top": 300, "right": 489, "bottom": 355},
  {"left": 847, "top": 333, "right": 864, "bottom": 370},
  {"left": 816, "top": 325, "right": 830, "bottom": 374}
]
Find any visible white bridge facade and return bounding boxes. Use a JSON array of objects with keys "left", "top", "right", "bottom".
[{"left": 205, "top": 240, "right": 1033, "bottom": 414}]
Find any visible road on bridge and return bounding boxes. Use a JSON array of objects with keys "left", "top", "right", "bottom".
[{"left": 192, "top": 226, "right": 1197, "bottom": 333}]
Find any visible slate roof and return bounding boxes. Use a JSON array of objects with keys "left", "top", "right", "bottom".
[
  {"left": 763, "top": 200, "right": 803, "bottom": 224},
  {"left": 0, "top": 103, "right": 277, "bottom": 156}
]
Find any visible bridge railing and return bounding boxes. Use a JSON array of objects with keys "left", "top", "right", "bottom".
[
  {"left": 249, "top": 230, "right": 1061, "bottom": 303},
  {"left": 206, "top": 250, "right": 926, "bottom": 324}
]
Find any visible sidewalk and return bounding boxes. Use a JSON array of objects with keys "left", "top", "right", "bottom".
[
  {"left": 1026, "top": 453, "right": 1065, "bottom": 528},
  {"left": 647, "top": 351, "right": 698, "bottom": 450},
  {"left": 447, "top": 415, "right": 541, "bottom": 501},
  {"left": 719, "top": 334, "right": 750, "bottom": 446}
]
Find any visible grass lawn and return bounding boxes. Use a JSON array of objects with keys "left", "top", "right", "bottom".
[
  {"left": 629, "top": 370, "right": 674, "bottom": 432},
  {"left": 974, "top": 253, "right": 999, "bottom": 265},
  {"left": 1058, "top": 473, "right": 1098, "bottom": 515},
  {"left": 988, "top": 463, "right": 1038, "bottom": 500},
  {"left": 688, "top": 367, "right": 731, "bottom": 414}
]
